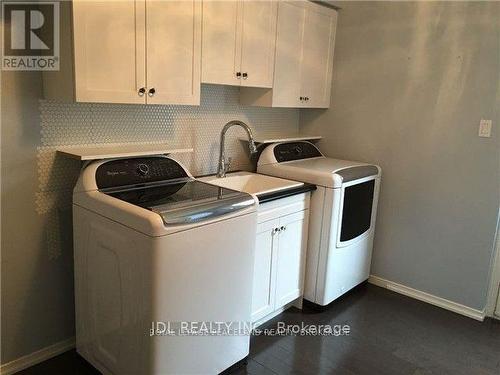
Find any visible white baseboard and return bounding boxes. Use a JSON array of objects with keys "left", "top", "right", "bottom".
[
  {"left": 0, "top": 337, "right": 75, "bottom": 375},
  {"left": 368, "top": 275, "right": 485, "bottom": 322}
]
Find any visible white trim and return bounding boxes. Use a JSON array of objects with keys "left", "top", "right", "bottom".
[
  {"left": 368, "top": 275, "right": 485, "bottom": 322},
  {"left": 486, "top": 209, "right": 500, "bottom": 319},
  {"left": 0, "top": 337, "right": 75, "bottom": 375}
]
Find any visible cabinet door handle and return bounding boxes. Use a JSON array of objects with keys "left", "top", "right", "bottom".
[
  {"left": 236, "top": 72, "right": 241, "bottom": 79},
  {"left": 138, "top": 87, "right": 146, "bottom": 97},
  {"left": 272, "top": 226, "right": 286, "bottom": 235},
  {"left": 242, "top": 72, "right": 248, "bottom": 79},
  {"left": 148, "top": 88, "right": 156, "bottom": 97}
]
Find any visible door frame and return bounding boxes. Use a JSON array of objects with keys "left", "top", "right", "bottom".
[{"left": 486, "top": 210, "right": 500, "bottom": 319}]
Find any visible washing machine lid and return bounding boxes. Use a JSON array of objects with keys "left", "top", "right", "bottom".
[
  {"left": 258, "top": 142, "right": 380, "bottom": 188},
  {"left": 75, "top": 156, "right": 256, "bottom": 226},
  {"left": 104, "top": 179, "right": 255, "bottom": 225}
]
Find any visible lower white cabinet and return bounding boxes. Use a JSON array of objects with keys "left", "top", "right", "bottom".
[
  {"left": 274, "top": 210, "right": 308, "bottom": 308},
  {"left": 251, "top": 193, "right": 310, "bottom": 323},
  {"left": 252, "top": 219, "right": 279, "bottom": 321}
]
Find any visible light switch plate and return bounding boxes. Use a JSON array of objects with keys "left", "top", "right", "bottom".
[{"left": 478, "top": 119, "right": 492, "bottom": 138}]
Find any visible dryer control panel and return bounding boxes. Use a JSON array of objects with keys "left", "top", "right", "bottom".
[
  {"left": 96, "top": 157, "right": 189, "bottom": 189},
  {"left": 273, "top": 142, "right": 323, "bottom": 162}
]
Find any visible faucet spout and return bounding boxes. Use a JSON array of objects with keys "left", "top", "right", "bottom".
[{"left": 217, "top": 120, "right": 257, "bottom": 178}]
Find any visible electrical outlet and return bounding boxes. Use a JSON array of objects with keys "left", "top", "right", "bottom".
[{"left": 478, "top": 119, "right": 492, "bottom": 138}]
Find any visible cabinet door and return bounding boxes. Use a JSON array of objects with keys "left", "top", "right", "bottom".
[
  {"left": 146, "top": 0, "right": 201, "bottom": 105},
  {"left": 275, "top": 210, "right": 308, "bottom": 309},
  {"left": 300, "top": 5, "right": 337, "bottom": 108},
  {"left": 239, "top": 1, "right": 277, "bottom": 88},
  {"left": 251, "top": 219, "right": 279, "bottom": 323},
  {"left": 72, "top": 0, "right": 146, "bottom": 104},
  {"left": 201, "top": 1, "right": 241, "bottom": 86},
  {"left": 271, "top": 1, "right": 306, "bottom": 107}
]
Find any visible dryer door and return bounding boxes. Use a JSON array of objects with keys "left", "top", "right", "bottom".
[{"left": 338, "top": 177, "right": 376, "bottom": 246}]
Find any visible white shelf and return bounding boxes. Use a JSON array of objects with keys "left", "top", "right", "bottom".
[
  {"left": 240, "top": 133, "right": 322, "bottom": 144},
  {"left": 57, "top": 143, "right": 194, "bottom": 161}
]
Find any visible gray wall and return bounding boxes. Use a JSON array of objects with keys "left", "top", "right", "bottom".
[
  {"left": 1, "top": 72, "right": 76, "bottom": 363},
  {"left": 300, "top": 1, "right": 500, "bottom": 310}
]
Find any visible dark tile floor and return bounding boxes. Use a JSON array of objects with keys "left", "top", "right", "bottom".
[{"left": 18, "top": 284, "right": 500, "bottom": 375}]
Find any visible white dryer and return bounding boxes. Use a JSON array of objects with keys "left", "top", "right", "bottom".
[
  {"left": 258, "top": 142, "right": 381, "bottom": 305},
  {"left": 73, "top": 155, "right": 257, "bottom": 374}
]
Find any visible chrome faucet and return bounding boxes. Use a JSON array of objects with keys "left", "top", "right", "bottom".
[{"left": 217, "top": 120, "right": 257, "bottom": 178}]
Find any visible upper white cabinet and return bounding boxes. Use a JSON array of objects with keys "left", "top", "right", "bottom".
[
  {"left": 202, "top": 0, "right": 277, "bottom": 88},
  {"left": 72, "top": 1, "right": 144, "bottom": 104},
  {"left": 240, "top": 1, "right": 337, "bottom": 108},
  {"left": 145, "top": 0, "right": 201, "bottom": 105},
  {"left": 44, "top": 1, "right": 335, "bottom": 108},
  {"left": 201, "top": 1, "right": 240, "bottom": 86},
  {"left": 300, "top": 4, "right": 337, "bottom": 108},
  {"left": 44, "top": 0, "right": 201, "bottom": 105},
  {"left": 239, "top": 1, "right": 278, "bottom": 88},
  {"left": 268, "top": 1, "right": 306, "bottom": 108}
]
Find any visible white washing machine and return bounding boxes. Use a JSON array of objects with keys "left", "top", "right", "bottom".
[
  {"left": 258, "top": 141, "right": 381, "bottom": 306},
  {"left": 73, "top": 155, "right": 258, "bottom": 374}
]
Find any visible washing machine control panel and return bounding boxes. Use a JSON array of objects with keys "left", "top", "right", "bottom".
[
  {"left": 273, "top": 142, "right": 322, "bottom": 162},
  {"left": 96, "top": 157, "right": 189, "bottom": 189}
]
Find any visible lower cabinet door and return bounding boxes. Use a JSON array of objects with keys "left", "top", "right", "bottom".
[
  {"left": 251, "top": 219, "right": 279, "bottom": 322},
  {"left": 275, "top": 210, "right": 308, "bottom": 309}
]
